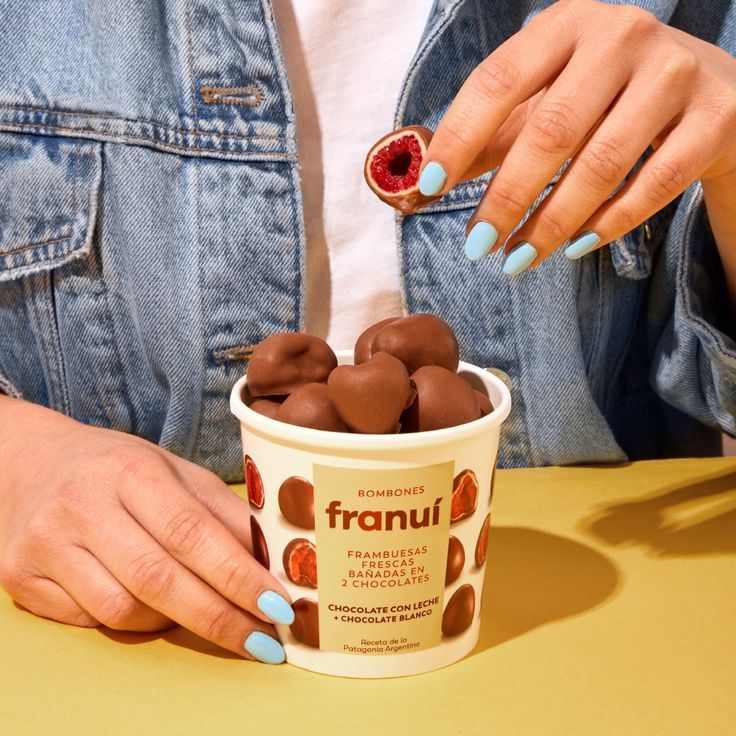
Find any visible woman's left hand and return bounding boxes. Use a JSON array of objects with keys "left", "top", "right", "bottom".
[{"left": 418, "top": 0, "right": 736, "bottom": 272}]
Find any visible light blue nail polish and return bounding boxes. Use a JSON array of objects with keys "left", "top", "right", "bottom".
[
  {"left": 565, "top": 231, "right": 601, "bottom": 260},
  {"left": 257, "top": 591, "right": 295, "bottom": 625},
  {"left": 465, "top": 222, "right": 499, "bottom": 261},
  {"left": 418, "top": 161, "right": 447, "bottom": 196},
  {"left": 244, "top": 631, "right": 286, "bottom": 664},
  {"left": 502, "top": 242, "right": 538, "bottom": 276}
]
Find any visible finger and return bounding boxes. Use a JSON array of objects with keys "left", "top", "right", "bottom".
[
  {"left": 462, "top": 45, "right": 631, "bottom": 262},
  {"left": 418, "top": 3, "right": 577, "bottom": 197},
  {"left": 167, "top": 455, "right": 251, "bottom": 548},
  {"left": 569, "top": 116, "right": 715, "bottom": 255},
  {"left": 6, "top": 573, "right": 99, "bottom": 628},
  {"left": 42, "top": 544, "right": 173, "bottom": 632},
  {"left": 497, "top": 62, "right": 692, "bottom": 269},
  {"left": 118, "top": 463, "right": 293, "bottom": 625},
  {"left": 86, "top": 509, "right": 285, "bottom": 662}
]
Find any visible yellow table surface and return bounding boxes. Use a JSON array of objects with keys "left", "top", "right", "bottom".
[{"left": 2, "top": 458, "right": 735, "bottom": 735}]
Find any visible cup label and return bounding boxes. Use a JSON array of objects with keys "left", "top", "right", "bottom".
[{"left": 313, "top": 461, "right": 454, "bottom": 655}]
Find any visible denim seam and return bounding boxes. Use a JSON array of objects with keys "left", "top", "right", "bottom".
[
  {"left": 0, "top": 104, "right": 286, "bottom": 141},
  {"left": 1, "top": 234, "right": 73, "bottom": 257},
  {"left": 679, "top": 182, "right": 736, "bottom": 367},
  {"left": 394, "top": 0, "right": 465, "bottom": 126},
  {"left": 21, "top": 273, "right": 71, "bottom": 414},
  {"left": 0, "top": 122, "right": 297, "bottom": 162},
  {"left": 183, "top": 0, "right": 206, "bottom": 461},
  {"left": 0, "top": 372, "right": 23, "bottom": 398}
]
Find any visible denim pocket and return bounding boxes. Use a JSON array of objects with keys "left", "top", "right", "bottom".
[
  {"left": 0, "top": 132, "right": 102, "bottom": 281},
  {"left": 0, "top": 132, "right": 107, "bottom": 414}
]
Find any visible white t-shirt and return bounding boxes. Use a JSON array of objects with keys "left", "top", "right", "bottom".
[{"left": 272, "top": 0, "right": 433, "bottom": 350}]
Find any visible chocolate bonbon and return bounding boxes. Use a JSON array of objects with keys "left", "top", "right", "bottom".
[
  {"left": 244, "top": 313, "right": 496, "bottom": 434},
  {"left": 290, "top": 598, "right": 320, "bottom": 648},
  {"left": 276, "top": 383, "right": 349, "bottom": 432},
  {"left": 328, "top": 352, "right": 413, "bottom": 434},
  {"left": 283, "top": 538, "right": 318, "bottom": 588},
  {"left": 402, "top": 366, "right": 481, "bottom": 433},
  {"left": 368, "top": 314, "right": 460, "bottom": 374},
  {"left": 442, "top": 584, "right": 475, "bottom": 637},
  {"left": 250, "top": 515, "right": 270, "bottom": 569},
  {"left": 353, "top": 317, "right": 400, "bottom": 365},
  {"left": 247, "top": 333, "right": 337, "bottom": 397},
  {"left": 278, "top": 476, "right": 315, "bottom": 530},
  {"left": 445, "top": 536, "right": 465, "bottom": 586}
]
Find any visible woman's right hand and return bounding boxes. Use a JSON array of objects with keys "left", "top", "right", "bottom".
[{"left": 0, "top": 395, "right": 293, "bottom": 663}]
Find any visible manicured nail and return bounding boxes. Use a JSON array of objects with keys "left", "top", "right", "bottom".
[
  {"left": 565, "top": 231, "right": 601, "bottom": 260},
  {"left": 257, "top": 591, "right": 295, "bottom": 625},
  {"left": 418, "top": 161, "right": 447, "bottom": 196},
  {"left": 502, "top": 242, "right": 538, "bottom": 276},
  {"left": 244, "top": 631, "right": 286, "bottom": 664},
  {"left": 464, "top": 221, "right": 499, "bottom": 261}
]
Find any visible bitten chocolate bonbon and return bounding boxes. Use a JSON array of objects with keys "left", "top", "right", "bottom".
[
  {"left": 475, "top": 514, "right": 491, "bottom": 567},
  {"left": 283, "top": 538, "right": 318, "bottom": 588},
  {"left": 244, "top": 455, "right": 264, "bottom": 509},
  {"left": 363, "top": 126, "right": 440, "bottom": 215},
  {"left": 451, "top": 469, "right": 479, "bottom": 522}
]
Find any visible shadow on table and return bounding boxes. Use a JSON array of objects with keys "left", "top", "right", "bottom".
[
  {"left": 581, "top": 467, "right": 736, "bottom": 557},
  {"left": 99, "top": 625, "right": 242, "bottom": 659},
  {"left": 475, "top": 526, "right": 620, "bottom": 653}
]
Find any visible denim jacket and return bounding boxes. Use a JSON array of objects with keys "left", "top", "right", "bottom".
[{"left": 1, "top": 0, "right": 735, "bottom": 481}]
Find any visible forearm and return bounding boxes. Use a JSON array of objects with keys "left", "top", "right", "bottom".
[{"left": 701, "top": 172, "right": 736, "bottom": 316}]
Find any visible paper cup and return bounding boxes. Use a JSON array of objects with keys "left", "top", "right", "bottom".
[{"left": 230, "top": 352, "right": 511, "bottom": 678}]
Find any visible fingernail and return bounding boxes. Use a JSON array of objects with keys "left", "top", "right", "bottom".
[
  {"left": 565, "top": 231, "right": 601, "bottom": 260},
  {"left": 418, "top": 161, "right": 447, "bottom": 196},
  {"left": 244, "top": 631, "right": 286, "bottom": 664},
  {"left": 502, "top": 242, "right": 538, "bottom": 276},
  {"left": 257, "top": 591, "right": 295, "bottom": 625},
  {"left": 464, "top": 221, "right": 499, "bottom": 261}
]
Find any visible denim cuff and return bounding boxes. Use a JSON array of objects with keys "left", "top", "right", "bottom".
[
  {"left": 678, "top": 182, "right": 736, "bottom": 363},
  {"left": 674, "top": 182, "right": 736, "bottom": 434}
]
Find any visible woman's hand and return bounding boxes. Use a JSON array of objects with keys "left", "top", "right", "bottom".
[
  {"left": 418, "top": 0, "right": 736, "bottom": 274},
  {"left": 0, "top": 396, "right": 293, "bottom": 664}
]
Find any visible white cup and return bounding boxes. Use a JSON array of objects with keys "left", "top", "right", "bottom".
[{"left": 230, "top": 351, "right": 511, "bottom": 678}]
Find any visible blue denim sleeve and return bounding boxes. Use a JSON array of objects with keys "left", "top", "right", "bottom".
[{"left": 648, "top": 182, "right": 736, "bottom": 435}]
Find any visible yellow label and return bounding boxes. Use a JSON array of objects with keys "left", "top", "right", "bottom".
[{"left": 313, "top": 462, "right": 454, "bottom": 655}]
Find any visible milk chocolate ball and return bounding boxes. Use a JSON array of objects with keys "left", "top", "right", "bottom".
[
  {"left": 328, "top": 352, "right": 413, "bottom": 433},
  {"left": 370, "top": 314, "right": 459, "bottom": 374},
  {"left": 354, "top": 317, "right": 401, "bottom": 364},
  {"left": 247, "top": 333, "right": 337, "bottom": 397},
  {"left": 276, "top": 383, "right": 349, "bottom": 432},
  {"left": 401, "top": 366, "right": 481, "bottom": 432},
  {"left": 442, "top": 584, "right": 475, "bottom": 637}
]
